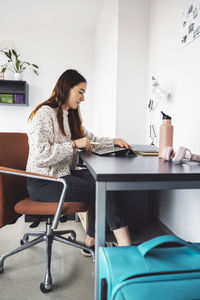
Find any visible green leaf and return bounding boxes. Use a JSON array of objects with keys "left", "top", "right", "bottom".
[
  {"left": 4, "top": 51, "right": 11, "bottom": 59},
  {"left": 22, "top": 62, "right": 30, "bottom": 65},
  {"left": 32, "top": 64, "right": 39, "bottom": 68},
  {"left": 12, "top": 49, "right": 18, "bottom": 57},
  {"left": 16, "top": 60, "right": 20, "bottom": 71},
  {"left": 33, "top": 69, "right": 39, "bottom": 75},
  {"left": 2, "top": 67, "right": 6, "bottom": 73}
]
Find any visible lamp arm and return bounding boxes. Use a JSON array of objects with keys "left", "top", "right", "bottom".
[{"left": 149, "top": 108, "right": 158, "bottom": 145}]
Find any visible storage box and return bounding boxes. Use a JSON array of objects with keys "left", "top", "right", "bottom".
[
  {"left": 0, "top": 94, "right": 14, "bottom": 103},
  {"left": 14, "top": 94, "right": 24, "bottom": 104}
]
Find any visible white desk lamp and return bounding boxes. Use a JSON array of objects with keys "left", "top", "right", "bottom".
[{"left": 148, "top": 76, "right": 169, "bottom": 145}]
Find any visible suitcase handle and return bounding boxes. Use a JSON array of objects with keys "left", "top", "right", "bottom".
[{"left": 138, "top": 235, "right": 200, "bottom": 257}]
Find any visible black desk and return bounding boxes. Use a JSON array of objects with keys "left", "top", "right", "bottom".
[{"left": 80, "top": 152, "right": 200, "bottom": 300}]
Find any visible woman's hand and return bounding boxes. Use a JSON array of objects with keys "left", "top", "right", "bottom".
[
  {"left": 74, "top": 137, "right": 93, "bottom": 152},
  {"left": 114, "top": 138, "right": 133, "bottom": 149}
]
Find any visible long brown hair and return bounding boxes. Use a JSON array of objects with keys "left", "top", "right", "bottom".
[{"left": 28, "top": 69, "right": 86, "bottom": 139}]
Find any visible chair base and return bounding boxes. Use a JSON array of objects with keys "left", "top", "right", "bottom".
[{"left": 0, "top": 218, "right": 95, "bottom": 292}]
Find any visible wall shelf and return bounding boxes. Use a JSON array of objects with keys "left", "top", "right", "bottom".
[{"left": 0, "top": 80, "right": 29, "bottom": 106}]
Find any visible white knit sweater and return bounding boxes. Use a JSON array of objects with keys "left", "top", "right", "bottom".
[{"left": 26, "top": 105, "right": 114, "bottom": 177}]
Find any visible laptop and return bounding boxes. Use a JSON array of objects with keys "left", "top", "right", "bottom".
[
  {"left": 92, "top": 144, "right": 158, "bottom": 156},
  {"left": 92, "top": 145, "right": 136, "bottom": 156}
]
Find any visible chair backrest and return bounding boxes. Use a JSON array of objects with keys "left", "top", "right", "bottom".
[{"left": 0, "top": 132, "right": 29, "bottom": 227}]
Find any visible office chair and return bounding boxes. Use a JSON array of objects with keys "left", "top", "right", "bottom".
[{"left": 0, "top": 132, "right": 94, "bottom": 293}]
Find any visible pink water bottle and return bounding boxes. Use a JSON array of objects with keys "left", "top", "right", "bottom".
[{"left": 159, "top": 111, "right": 173, "bottom": 158}]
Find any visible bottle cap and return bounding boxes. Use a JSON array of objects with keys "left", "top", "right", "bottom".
[{"left": 161, "top": 111, "right": 171, "bottom": 120}]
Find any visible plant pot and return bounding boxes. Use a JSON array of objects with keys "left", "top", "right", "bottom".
[{"left": 14, "top": 73, "right": 23, "bottom": 81}]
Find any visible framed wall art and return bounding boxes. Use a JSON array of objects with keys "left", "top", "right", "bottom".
[{"left": 181, "top": 0, "right": 200, "bottom": 47}]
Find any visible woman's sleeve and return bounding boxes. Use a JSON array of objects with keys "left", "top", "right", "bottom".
[
  {"left": 83, "top": 127, "right": 114, "bottom": 147},
  {"left": 29, "top": 107, "right": 73, "bottom": 167}
]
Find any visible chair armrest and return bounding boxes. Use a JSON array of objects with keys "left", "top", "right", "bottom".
[
  {"left": 0, "top": 166, "right": 57, "bottom": 181},
  {"left": 0, "top": 166, "right": 67, "bottom": 230}
]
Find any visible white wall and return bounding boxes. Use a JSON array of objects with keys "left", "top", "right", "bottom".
[
  {"left": 116, "top": 0, "right": 150, "bottom": 143},
  {"left": 93, "top": 0, "right": 150, "bottom": 142},
  {"left": 148, "top": 0, "right": 200, "bottom": 241},
  {"left": 0, "top": 0, "right": 98, "bottom": 133},
  {"left": 93, "top": 0, "right": 118, "bottom": 137}
]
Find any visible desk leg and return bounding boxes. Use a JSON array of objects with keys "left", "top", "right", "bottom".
[{"left": 95, "top": 181, "right": 106, "bottom": 300}]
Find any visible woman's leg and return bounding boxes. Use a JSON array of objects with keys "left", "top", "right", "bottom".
[
  {"left": 64, "top": 170, "right": 131, "bottom": 247},
  {"left": 27, "top": 170, "right": 131, "bottom": 247},
  {"left": 86, "top": 191, "right": 132, "bottom": 247},
  {"left": 113, "top": 226, "right": 132, "bottom": 246},
  {"left": 27, "top": 169, "right": 96, "bottom": 204},
  {"left": 85, "top": 219, "right": 131, "bottom": 247},
  {"left": 85, "top": 206, "right": 95, "bottom": 247},
  {"left": 106, "top": 192, "right": 132, "bottom": 246}
]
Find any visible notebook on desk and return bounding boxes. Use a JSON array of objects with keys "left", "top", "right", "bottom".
[{"left": 132, "top": 144, "right": 158, "bottom": 156}]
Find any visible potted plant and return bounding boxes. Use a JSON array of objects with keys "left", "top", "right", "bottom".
[{"left": 0, "top": 48, "right": 39, "bottom": 80}]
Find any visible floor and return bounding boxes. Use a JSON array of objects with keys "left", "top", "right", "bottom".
[{"left": 0, "top": 216, "right": 169, "bottom": 300}]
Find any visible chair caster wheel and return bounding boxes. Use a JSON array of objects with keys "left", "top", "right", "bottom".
[
  {"left": 20, "top": 238, "right": 28, "bottom": 245},
  {"left": 0, "top": 260, "right": 4, "bottom": 273},
  {"left": 40, "top": 282, "right": 52, "bottom": 293},
  {"left": 20, "top": 235, "right": 29, "bottom": 245},
  {"left": 59, "top": 215, "right": 68, "bottom": 223},
  {"left": 68, "top": 232, "right": 76, "bottom": 241}
]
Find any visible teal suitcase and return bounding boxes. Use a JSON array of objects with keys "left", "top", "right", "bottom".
[{"left": 99, "top": 235, "right": 200, "bottom": 300}]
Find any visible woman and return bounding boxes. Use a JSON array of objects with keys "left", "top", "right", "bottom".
[{"left": 26, "top": 69, "right": 132, "bottom": 254}]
